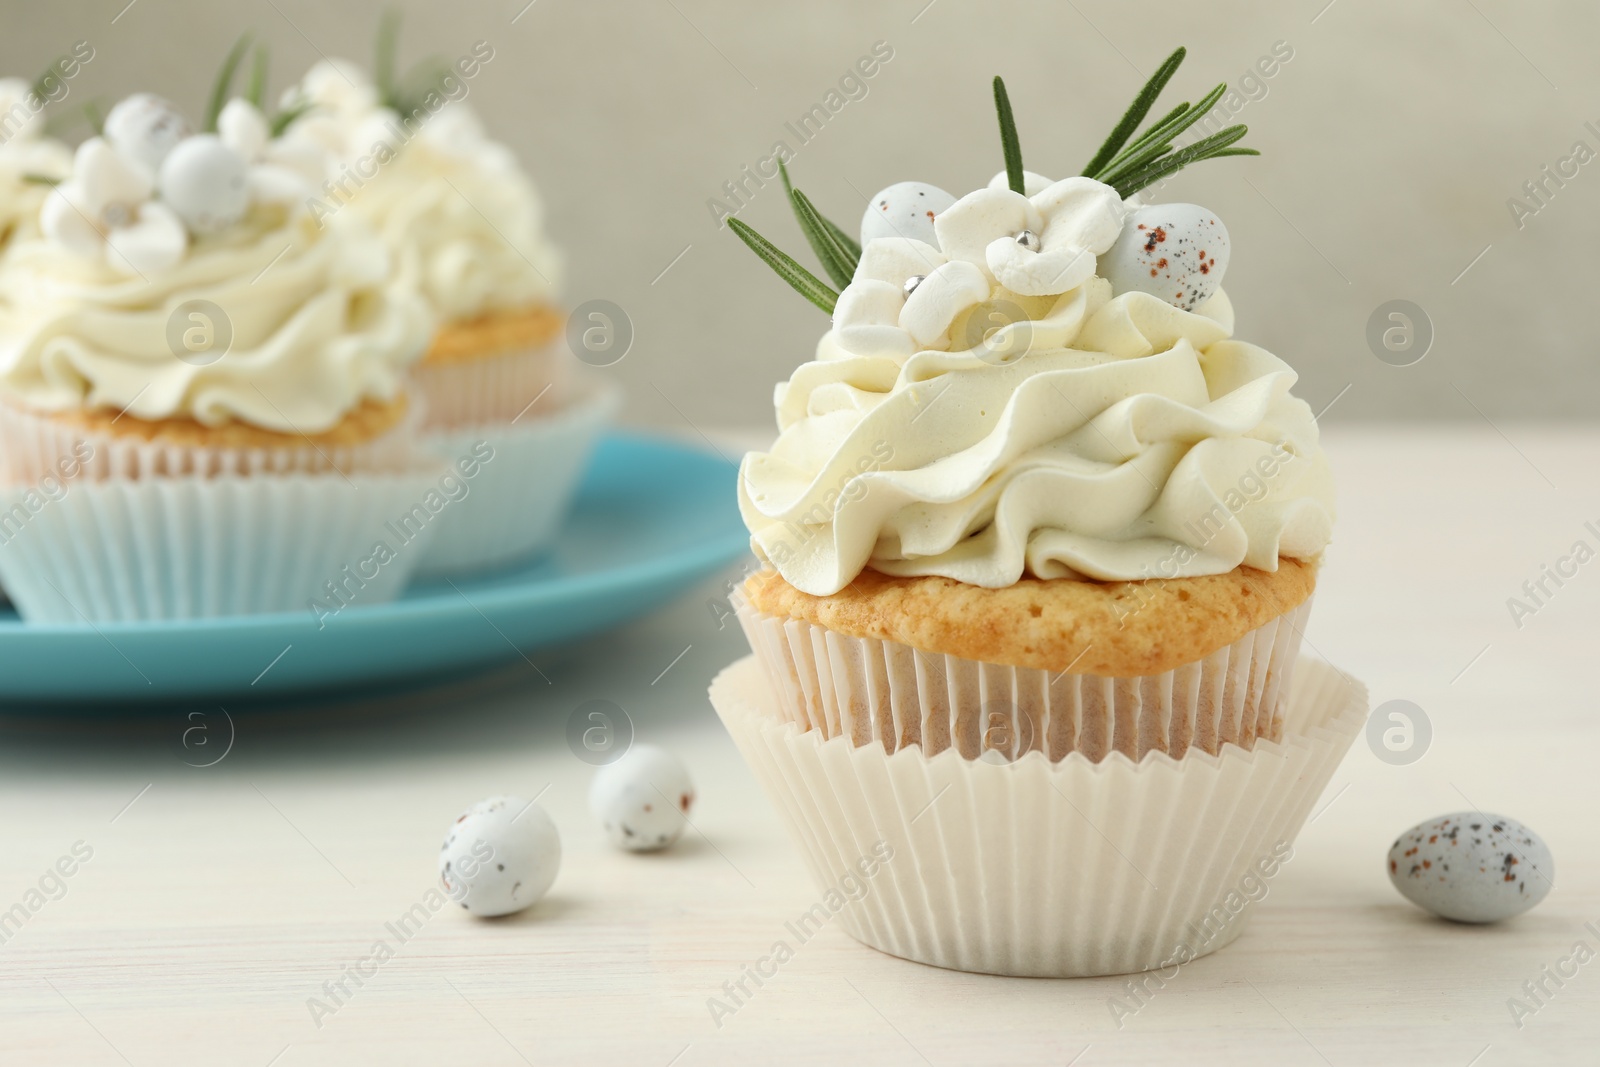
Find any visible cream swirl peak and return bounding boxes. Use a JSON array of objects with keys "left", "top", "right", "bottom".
[
  {"left": 289, "top": 58, "right": 561, "bottom": 322},
  {"left": 0, "top": 204, "right": 429, "bottom": 432}
]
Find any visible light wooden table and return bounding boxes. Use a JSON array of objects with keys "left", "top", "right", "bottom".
[{"left": 1, "top": 425, "right": 1596, "bottom": 1066}]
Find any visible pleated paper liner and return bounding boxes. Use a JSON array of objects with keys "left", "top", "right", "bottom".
[
  {"left": 711, "top": 653, "right": 1366, "bottom": 977},
  {"left": 735, "top": 592, "right": 1311, "bottom": 762},
  {"left": 0, "top": 396, "right": 422, "bottom": 482},
  {"left": 0, "top": 467, "right": 448, "bottom": 623},
  {"left": 410, "top": 338, "right": 573, "bottom": 430},
  {"left": 413, "top": 379, "right": 619, "bottom": 576}
]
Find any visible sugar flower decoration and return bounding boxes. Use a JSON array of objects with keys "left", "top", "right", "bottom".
[{"left": 39, "top": 137, "right": 187, "bottom": 276}]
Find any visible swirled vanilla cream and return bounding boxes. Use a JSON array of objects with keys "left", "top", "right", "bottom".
[
  {"left": 0, "top": 205, "right": 429, "bottom": 432},
  {"left": 739, "top": 174, "right": 1335, "bottom": 596}
]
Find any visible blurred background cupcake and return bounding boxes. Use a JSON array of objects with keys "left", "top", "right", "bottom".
[
  {"left": 712, "top": 63, "right": 1364, "bottom": 976},
  {"left": 282, "top": 23, "right": 616, "bottom": 576},
  {"left": 0, "top": 70, "right": 442, "bottom": 622},
  {"left": 0, "top": 66, "right": 78, "bottom": 609}
]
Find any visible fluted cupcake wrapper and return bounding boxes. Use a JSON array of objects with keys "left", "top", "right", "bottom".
[
  {"left": 413, "top": 379, "right": 618, "bottom": 577},
  {"left": 711, "top": 653, "right": 1366, "bottom": 977},
  {"left": 0, "top": 399, "right": 422, "bottom": 482},
  {"left": 0, "top": 467, "right": 447, "bottom": 622},
  {"left": 735, "top": 592, "right": 1312, "bottom": 762},
  {"left": 411, "top": 339, "right": 572, "bottom": 430}
]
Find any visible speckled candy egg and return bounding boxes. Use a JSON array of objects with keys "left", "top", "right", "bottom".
[
  {"left": 1098, "top": 203, "right": 1229, "bottom": 312},
  {"left": 589, "top": 743, "right": 695, "bottom": 852},
  {"left": 104, "top": 93, "right": 192, "bottom": 174},
  {"left": 860, "top": 181, "right": 956, "bottom": 248},
  {"left": 439, "top": 795, "right": 561, "bottom": 917},
  {"left": 158, "top": 135, "right": 250, "bottom": 234},
  {"left": 1387, "top": 812, "right": 1553, "bottom": 923}
]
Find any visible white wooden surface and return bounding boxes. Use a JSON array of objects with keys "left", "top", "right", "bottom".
[{"left": 0, "top": 424, "right": 1596, "bottom": 1066}]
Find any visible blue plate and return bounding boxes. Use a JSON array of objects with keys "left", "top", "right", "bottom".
[{"left": 0, "top": 433, "right": 749, "bottom": 706}]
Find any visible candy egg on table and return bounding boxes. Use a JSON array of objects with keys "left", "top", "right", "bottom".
[
  {"left": 439, "top": 795, "right": 561, "bottom": 918},
  {"left": 589, "top": 743, "right": 695, "bottom": 852},
  {"left": 158, "top": 135, "right": 250, "bottom": 235},
  {"left": 1098, "top": 202, "right": 1229, "bottom": 312},
  {"left": 860, "top": 181, "right": 956, "bottom": 248},
  {"left": 103, "top": 93, "right": 192, "bottom": 174},
  {"left": 1387, "top": 812, "right": 1554, "bottom": 924}
]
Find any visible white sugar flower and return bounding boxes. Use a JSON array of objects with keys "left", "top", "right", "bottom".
[
  {"left": 834, "top": 175, "right": 1126, "bottom": 358},
  {"left": 40, "top": 137, "right": 186, "bottom": 276},
  {"left": 940, "top": 176, "right": 1124, "bottom": 297}
]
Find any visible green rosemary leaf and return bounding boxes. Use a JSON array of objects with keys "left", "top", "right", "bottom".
[
  {"left": 205, "top": 32, "right": 253, "bottom": 132},
  {"left": 1111, "top": 125, "right": 1252, "bottom": 196},
  {"left": 1099, "top": 81, "right": 1228, "bottom": 184},
  {"left": 20, "top": 173, "right": 60, "bottom": 186},
  {"left": 791, "top": 189, "right": 857, "bottom": 288},
  {"left": 375, "top": 8, "right": 401, "bottom": 108},
  {"left": 728, "top": 218, "right": 839, "bottom": 314},
  {"left": 779, "top": 160, "right": 859, "bottom": 285},
  {"left": 392, "top": 58, "right": 450, "bottom": 118},
  {"left": 1081, "top": 46, "right": 1185, "bottom": 178},
  {"left": 247, "top": 45, "right": 269, "bottom": 109},
  {"left": 1208, "top": 147, "right": 1261, "bottom": 158},
  {"left": 992, "top": 76, "right": 1025, "bottom": 194},
  {"left": 269, "top": 101, "right": 313, "bottom": 138},
  {"left": 83, "top": 98, "right": 103, "bottom": 136},
  {"left": 30, "top": 58, "right": 67, "bottom": 104},
  {"left": 1102, "top": 102, "right": 1191, "bottom": 175}
]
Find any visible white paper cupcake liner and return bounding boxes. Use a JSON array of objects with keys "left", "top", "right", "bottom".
[
  {"left": 0, "top": 466, "right": 448, "bottom": 623},
  {"left": 411, "top": 337, "right": 573, "bottom": 430},
  {"left": 0, "top": 398, "right": 423, "bottom": 482},
  {"left": 412, "top": 379, "right": 619, "bottom": 577},
  {"left": 735, "top": 592, "right": 1311, "bottom": 762},
  {"left": 711, "top": 653, "right": 1366, "bottom": 977}
]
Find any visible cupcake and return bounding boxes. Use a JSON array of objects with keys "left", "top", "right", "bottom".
[
  {"left": 284, "top": 41, "right": 615, "bottom": 575},
  {"left": 711, "top": 54, "right": 1365, "bottom": 977},
  {"left": 0, "top": 75, "right": 75, "bottom": 609},
  {"left": 0, "top": 84, "right": 441, "bottom": 623}
]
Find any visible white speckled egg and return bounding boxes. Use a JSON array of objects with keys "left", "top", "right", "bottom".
[
  {"left": 439, "top": 795, "right": 561, "bottom": 917},
  {"left": 104, "top": 93, "right": 192, "bottom": 174},
  {"left": 860, "top": 181, "right": 956, "bottom": 249},
  {"left": 158, "top": 135, "right": 250, "bottom": 234},
  {"left": 589, "top": 743, "right": 695, "bottom": 852},
  {"left": 1098, "top": 203, "right": 1229, "bottom": 312},
  {"left": 1387, "top": 812, "right": 1553, "bottom": 923}
]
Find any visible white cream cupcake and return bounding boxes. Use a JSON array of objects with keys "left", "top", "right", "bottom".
[
  {"left": 712, "top": 57, "right": 1364, "bottom": 976},
  {"left": 0, "top": 90, "right": 441, "bottom": 622},
  {"left": 284, "top": 54, "right": 614, "bottom": 574}
]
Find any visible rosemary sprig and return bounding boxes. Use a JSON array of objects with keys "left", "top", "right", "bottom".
[
  {"left": 1096, "top": 81, "right": 1227, "bottom": 181},
  {"left": 790, "top": 190, "right": 858, "bottom": 288},
  {"left": 776, "top": 160, "right": 858, "bottom": 288},
  {"left": 992, "top": 76, "right": 1024, "bottom": 194},
  {"left": 1109, "top": 126, "right": 1256, "bottom": 196},
  {"left": 779, "top": 160, "right": 859, "bottom": 261},
  {"left": 374, "top": 8, "right": 401, "bottom": 107},
  {"left": 1081, "top": 46, "right": 1257, "bottom": 196},
  {"left": 205, "top": 32, "right": 253, "bottom": 132},
  {"left": 247, "top": 45, "right": 270, "bottom": 108},
  {"left": 1080, "top": 47, "right": 1186, "bottom": 177},
  {"left": 727, "top": 218, "right": 839, "bottom": 314}
]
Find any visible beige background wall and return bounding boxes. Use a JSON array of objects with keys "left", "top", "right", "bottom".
[{"left": 4, "top": 0, "right": 1597, "bottom": 429}]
